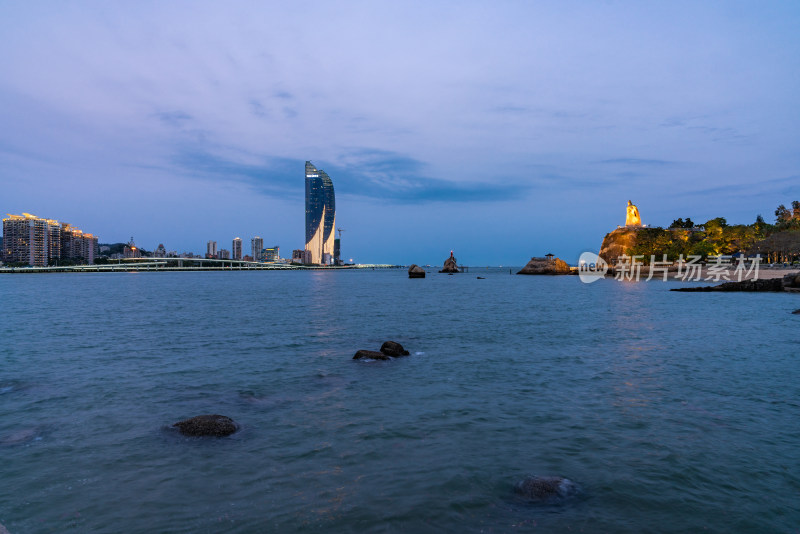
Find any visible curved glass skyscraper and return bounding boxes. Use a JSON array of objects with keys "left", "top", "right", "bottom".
[{"left": 304, "top": 161, "right": 336, "bottom": 264}]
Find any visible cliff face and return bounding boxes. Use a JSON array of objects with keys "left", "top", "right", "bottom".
[
  {"left": 599, "top": 227, "right": 641, "bottom": 263},
  {"left": 517, "top": 257, "right": 571, "bottom": 275}
]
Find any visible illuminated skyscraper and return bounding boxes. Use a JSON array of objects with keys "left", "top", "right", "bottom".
[{"left": 304, "top": 161, "right": 335, "bottom": 265}]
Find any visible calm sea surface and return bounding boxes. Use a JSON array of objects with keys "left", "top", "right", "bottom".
[{"left": 1, "top": 269, "right": 798, "bottom": 533}]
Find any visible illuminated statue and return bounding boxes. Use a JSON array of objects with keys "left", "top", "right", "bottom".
[{"left": 625, "top": 200, "right": 642, "bottom": 227}]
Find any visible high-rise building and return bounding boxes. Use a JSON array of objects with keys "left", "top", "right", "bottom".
[
  {"left": 218, "top": 249, "right": 230, "bottom": 260},
  {"left": 251, "top": 236, "right": 264, "bottom": 261},
  {"left": 207, "top": 240, "right": 217, "bottom": 259},
  {"left": 305, "top": 161, "right": 336, "bottom": 265},
  {"left": 232, "top": 237, "right": 242, "bottom": 260},
  {"left": 2, "top": 213, "right": 97, "bottom": 266}
]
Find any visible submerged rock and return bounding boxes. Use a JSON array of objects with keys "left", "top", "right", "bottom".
[
  {"left": 173, "top": 414, "right": 238, "bottom": 437},
  {"left": 514, "top": 475, "right": 577, "bottom": 503},
  {"left": 792, "top": 309, "right": 800, "bottom": 315},
  {"left": 380, "top": 341, "right": 410, "bottom": 357},
  {"left": 0, "top": 427, "right": 39, "bottom": 446},
  {"left": 408, "top": 264, "right": 426, "bottom": 278},
  {"left": 353, "top": 350, "right": 391, "bottom": 361},
  {"left": 0, "top": 522, "right": 9, "bottom": 534}
]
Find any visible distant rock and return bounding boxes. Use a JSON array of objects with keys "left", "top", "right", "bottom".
[
  {"left": 353, "top": 350, "right": 391, "bottom": 361},
  {"left": 517, "top": 256, "right": 571, "bottom": 275},
  {"left": 380, "top": 341, "right": 410, "bottom": 357},
  {"left": 408, "top": 264, "right": 426, "bottom": 278},
  {"left": 173, "top": 414, "right": 238, "bottom": 437},
  {"left": 671, "top": 277, "right": 785, "bottom": 292},
  {"left": 792, "top": 309, "right": 800, "bottom": 315},
  {"left": 514, "top": 475, "right": 577, "bottom": 503},
  {"left": 439, "top": 252, "right": 460, "bottom": 273}
]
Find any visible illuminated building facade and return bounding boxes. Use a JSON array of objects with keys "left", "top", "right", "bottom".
[
  {"left": 232, "top": 237, "right": 242, "bottom": 260},
  {"left": 304, "top": 161, "right": 335, "bottom": 265},
  {"left": 2, "top": 213, "right": 97, "bottom": 266},
  {"left": 264, "top": 246, "right": 280, "bottom": 262}
]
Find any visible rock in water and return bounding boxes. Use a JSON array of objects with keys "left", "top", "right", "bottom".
[
  {"left": 173, "top": 415, "right": 238, "bottom": 437},
  {"left": 514, "top": 475, "right": 577, "bottom": 503},
  {"left": 517, "top": 256, "right": 571, "bottom": 275},
  {"left": 671, "top": 278, "right": 785, "bottom": 292},
  {"left": 0, "top": 522, "right": 9, "bottom": 534},
  {"left": 408, "top": 264, "right": 426, "bottom": 278},
  {"left": 792, "top": 309, "right": 800, "bottom": 315},
  {"left": 439, "top": 252, "right": 460, "bottom": 273},
  {"left": 380, "top": 341, "right": 410, "bottom": 357},
  {"left": 353, "top": 350, "right": 391, "bottom": 360}
]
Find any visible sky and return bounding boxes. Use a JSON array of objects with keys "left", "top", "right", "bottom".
[{"left": 1, "top": 1, "right": 799, "bottom": 265}]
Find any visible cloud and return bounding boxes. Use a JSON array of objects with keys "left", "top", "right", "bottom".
[
  {"left": 172, "top": 147, "right": 532, "bottom": 204},
  {"left": 598, "top": 158, "right": 678, "bottom": 167}
]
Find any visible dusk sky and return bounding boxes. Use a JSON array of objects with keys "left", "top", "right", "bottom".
[{"left": 2, "top": 1, "right": 799, "bottom": 265}]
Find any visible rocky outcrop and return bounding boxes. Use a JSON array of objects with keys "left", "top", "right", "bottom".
[
  {"left": 514, "top": 475, "right": 578, "bottom": 503},
  {"left": 599, "top": 227, "right": 641, "bottom": 264},
  {"left": 0, "top": 522, "right": 9, "bottom": 534},
  {"left": 408, "top": 264, "right": 425, "bottom": 278},
  {"left": 792, "top": 309, "right": 800, "bottom": 314},
  {"left": 439, "top": 252, "right": 460, "bottom": 273},
  {"left": 671, "top": 273, "right": 798, "bottom": 292},
  {"left": 173, "top": 414, "right": 238, "bottom": 437},
  {"left": 353, "top": 350, "right": 391, "bottom": 360},
  {"left": 380, "top": 341, "right": 410, "bottom": 357},
  {"left": 517, "top": 256, "right": 571, "bottom": 275}
]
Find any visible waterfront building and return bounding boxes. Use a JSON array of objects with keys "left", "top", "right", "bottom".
[
  {"left": 218, "top": 249, "right": 230, "bottom": 260},
  {"left": 304, "top": 161, "right": 336, "bottom": 265},
  {"left": 334, "top": 238, "right": 341, "bottom": 265},
  {"left": 264, "top": 246, "right": 280, "bottom": 262},
  {"left": 207, "top": 240, "right": 217, "bottom": 259},
  {"left": 232, "top": 237, "right": 242, "bottom": 260},
  {"left": 2, "top": 213, "right": 97, "bottom": 266},
  {"left": 251, "top": 236, "right": 264, "bottom": 261},
  {"left": 154, "top": 244, "right": 166, "bottom": 258}
]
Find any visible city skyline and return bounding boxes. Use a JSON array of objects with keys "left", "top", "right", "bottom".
[{"left": 1, "top": 2, "right": 798, "bottom": 265}]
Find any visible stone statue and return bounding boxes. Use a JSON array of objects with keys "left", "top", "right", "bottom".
[{"left": 625, "top": 200, "right": 642, "bottom": 227}]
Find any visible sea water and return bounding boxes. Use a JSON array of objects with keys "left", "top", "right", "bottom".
[{"left": 1, "top": 269, "right": 798, "bottom": 533}]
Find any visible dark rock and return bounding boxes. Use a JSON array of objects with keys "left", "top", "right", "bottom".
[
  {"left": 353, "top": 350, "right": 391, "bottom": 361},
  {"left": 514, "top": 475, "right": 577, "bottom": 503},
  {"left": 173, "top": 414, "right": 238, "bottom": 437},
  {"left": 408, "top": 264, "right": 426, "bottom": 278},
  {"left": 792, "top": 309, "right": 800, "bottom": 315},
  {"left": 477, "top": 276, "right": 485, "bottom": 279},
  {"left": 517, "top": 256, "right": 572, "bottom": 275},
  {"left": 671, "top": 277, "right": 785, "bottom": 292},
  {"left": 380, "top": 341, "right": 410, "bottom": 357},
  {"left": 439, "top": 252, "right": 460, "bottom": 273}
]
